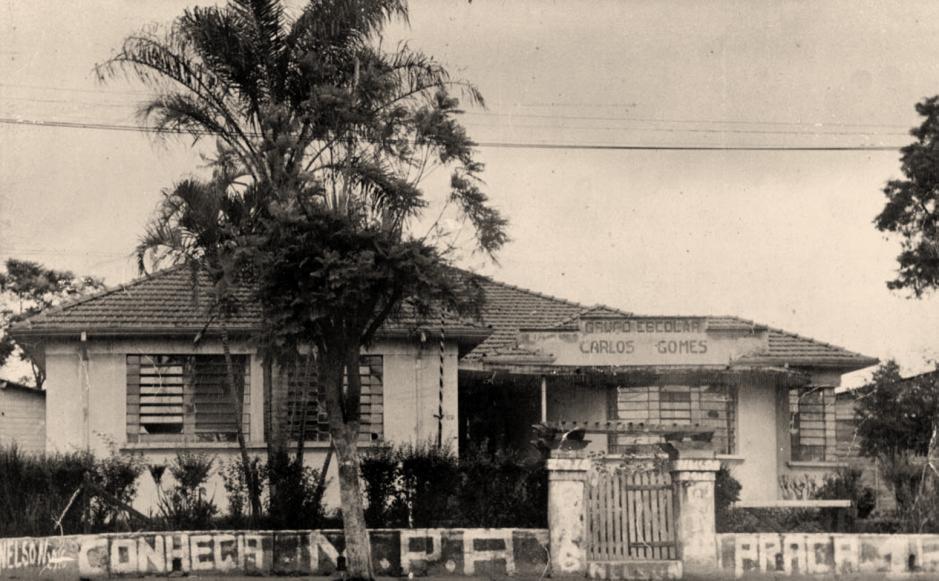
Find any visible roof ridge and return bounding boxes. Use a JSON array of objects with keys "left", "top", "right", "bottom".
[
  {"left": 547, "top": 305, "right": 634, "bottom": 328},
  {"left": 472, "top": 272, "right": 589, "bottom": 309},
  {"left": 15, "top": 264, "right": 188, "bottom": 327}
]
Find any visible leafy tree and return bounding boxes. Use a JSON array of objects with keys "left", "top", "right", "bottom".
[
  {"left": 99, "top": 1, "right": 506, "bottom": 577},
  {"left": 876, "top": 98, "right": 939, "bottom": 519},
  {"left": 854, "top": 361, "right": 939, "bottom": 512},
  {"left": 0, "top": 259, "right": 105, "bottom": 387},
  {"left": 876, "top": 97, "right": 939, "bottom": 296}
]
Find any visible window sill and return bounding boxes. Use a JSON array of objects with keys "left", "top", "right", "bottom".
[
  {"left": 786, "top": 460, "right": 848, "bottom": 469},
  {"left": 716, "top": 454, "right": 745, "bottom": 463},
  {"left": 123, "top": 441, "right": 333, "bottom": 452}
]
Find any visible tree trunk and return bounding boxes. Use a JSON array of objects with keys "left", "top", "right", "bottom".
[
  {"left": 220, "top": 323, "right": 264, "bottom": 523},
  {"left": 321, "top": 347, "right": 373, "bottom": 580},
  {"left": 333, "top": 427, "right": 372, "bottom": 580}
]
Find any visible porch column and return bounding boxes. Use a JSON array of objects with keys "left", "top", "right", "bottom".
[
  {"left": 540, "top": 376, "right": 547, "bottom": 422},
  {"left": 669, "top": 443, "right": 720, "bottom": 577},
  {"left": 546, "top": 450, "right": 589, "bottom": 575}
]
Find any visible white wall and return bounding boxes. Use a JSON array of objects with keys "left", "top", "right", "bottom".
[
  {"left": 41, "top": 336, "right": 461, "bottom": 515},
  {"left": 732, "top": 383, "right": 779, "bottom": 502}
]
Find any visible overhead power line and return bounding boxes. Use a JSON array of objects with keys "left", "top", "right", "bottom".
[
  {"left": 0, "top": 116, "right": 906, "bottom": 152},
  {"left": 473, "top": 142, "right": 902, "bottom": 152},
  {"left": 0, "top": 82, "right": 912, "bottom": 131},
  {"left": 0, "top": 96, "right": 906, "bottom": 138},
  {"left": 464, "top": 110, "right": 912, "bottom": 131},
  {"left": 465, "top": 119, "right": 908, "bottom": 138},
  {"left": 0, "top": 81, "right": 151, "bottom": 97},
  {"left": 0, "top": 93, "right": 906, "bottom": 137}
]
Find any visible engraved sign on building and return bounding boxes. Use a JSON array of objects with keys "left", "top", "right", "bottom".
[{"left": 517, "top": 316, "right": 765, "bottom": 367}]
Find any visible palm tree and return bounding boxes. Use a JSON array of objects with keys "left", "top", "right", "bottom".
[
  {"left": 100, "top": 2, "right": 507, "bottom": 577},
  {"left": 135, "top": 177, "right": 264, "bottom": 522}
]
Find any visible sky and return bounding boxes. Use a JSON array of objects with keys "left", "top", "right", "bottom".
[{"left": 1, "top": 0, "right": 938, "bottom": 387}]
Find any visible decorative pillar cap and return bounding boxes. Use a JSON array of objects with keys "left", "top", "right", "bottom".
[
  {"left": 547, "top": 457, "right": 592, "bottom": 473},
  {"left": 666, "top": 440, "right": 717, "bottom": 460},
  {"left": 670, "top": 458, "right": 721, "bottom": 474}
]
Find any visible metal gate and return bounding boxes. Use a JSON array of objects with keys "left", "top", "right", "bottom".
[{"left": 585, "top": 463, "right": 677, "bottom": 561}]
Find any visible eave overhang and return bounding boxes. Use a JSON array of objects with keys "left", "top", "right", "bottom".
[{"left": 10, "top": 324, "right": 493, "bottom": 358}]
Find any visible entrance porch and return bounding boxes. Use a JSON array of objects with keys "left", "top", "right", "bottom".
[{"left": 458, "top": 365, "right": 811, "bottom": 502}]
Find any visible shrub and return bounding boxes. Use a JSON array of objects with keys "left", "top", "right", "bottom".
[
  {"left": 85, "top": 450, "right": 143, "bottom": 532},
  {"left": 719, "top": 507, "right": 827, "bottom": 533},
  {"left": 265, "top": 451, "right": 326, "bottom": 530},
  {"left": 361, "top": 446, "right": 404, "bottom": 527},
  {"left": 715, "top": 465, "right": 741, "bottom": 512},
  {"left": 157, "top": 451, "right": 218, "bottom": 530},
  {"left": 220, "top": 457, "right": 263, "bottom": 528},
  {"left": 815, "top": 467, "right": 876, "bottom": 523},
  {"left": 457, "top": 446, "right": 547, "bottom": 528},
  {"left": 219, "top": 452, "right": 327, "bottom": 530},
  {"left": 0, "top": 444, "right": 145, "bottom": 536},
  {"left": 0, "top": 445, "right": 90, "bottom": 536},
  {"left": 398, "top": 444, "right": 461, "bottom": 527},
  {"left": 715, "top": 465, "right": 742, "bottom": 531},
  {"left": 358, "top": 442, "right": 547, "bottom": 528}
]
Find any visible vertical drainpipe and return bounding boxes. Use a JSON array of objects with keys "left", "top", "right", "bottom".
[
  {"left": 436, "top": 322, "right": 445, "bottom": 450},
  {"left": 80, "top": 331, "right": 90, "bottom": 450},
  {"left": 540, "top": 376, "right": 548, "bottom": 423}
]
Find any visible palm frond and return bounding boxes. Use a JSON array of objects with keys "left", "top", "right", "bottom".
[
  {"left": 449, "top": 170, "right": 509, "bottom": 257},
  {"left": 139, "top": 92, "right": 228, "bottom": 140},
  {"left": 97, "top": 32, "right": 261, "bottom": 170}
]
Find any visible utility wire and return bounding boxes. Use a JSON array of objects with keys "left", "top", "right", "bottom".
[
  {"left": 463, "top": 110, "right": 913, "bottom": 130},
  {"left": 0, "top": 95, "right": 908, "bottom": 137},
  {"left": 0, "top": 116, "right": 906, "bottom": 152},
  {"left": 465, "top": 119, "right": 908, "bottom": 138},
  {"left": 0, "top": 82, "right": 912, "bottom": 131}
]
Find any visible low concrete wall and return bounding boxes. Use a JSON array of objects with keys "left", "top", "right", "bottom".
[
  {"left": 717, "top": 533, "right": 939, "bottom": 578},
  {"left": 0, "top": 528, "right": 547, "bottom": 579}
]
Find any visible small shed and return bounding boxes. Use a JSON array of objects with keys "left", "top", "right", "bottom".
[{"left": 0, "top": 379, "right": 46, "bottom": 453}]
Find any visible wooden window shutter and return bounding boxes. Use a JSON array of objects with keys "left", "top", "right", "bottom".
[{"left": 127, "top": 354, "right": 248, "bottom": 442}]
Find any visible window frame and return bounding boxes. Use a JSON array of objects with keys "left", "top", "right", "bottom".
[
  {"left": 270, "top": 354, "right": 384, "bottom": 445},
  {"left": 611, "top": 384, "right": 737, "bottom": 454},
  {"left": 126, "top": 354, "right": 251, "bottom": 444},
  {"left": 789, "top": 385, "right": 837, "bottom": 462}
]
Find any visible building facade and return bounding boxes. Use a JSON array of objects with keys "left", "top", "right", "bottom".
[
  {"left": 0, "top": 379, "right": 46, "bottom": 453},
  {"left": 11, "top": 266, "right": 877, "bottom": 511},
  {"left": 457, "top": 288, "right": 878, "bottom": 505}
]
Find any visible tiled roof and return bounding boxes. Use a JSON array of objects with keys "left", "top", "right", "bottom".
[
  {"left": 12, "top": 266, "right": 877, "bottom": 371},
  {"left": 734, "top": 328, "right": 878, "bottom": 369},
  {"left": 13, "top": 267, "right": 258, "bottom": 334},
  {"left": 10, "top": 266, "right": 486, "bottom": 340},
  {"left": 468, "top": 277, "right": 588, "bottom": 361},
  {"left": 468, "top": 279, "right": 876, "bottom": 371}
]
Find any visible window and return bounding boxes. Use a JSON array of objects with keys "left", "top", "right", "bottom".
[
  {"left": 789, "top": 386, "right": 836, "bottom": 462},
  {"left": 271, "top": 355, "right": 383, "bottom": 444},
  {"left": 126, "top": 354, "right": 249, "bottom": 443},
  {"left": 613, "top": 384, "right": 736, "bottom": 454}
]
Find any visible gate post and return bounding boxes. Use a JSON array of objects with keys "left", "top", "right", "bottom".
[
  {"left": 547, "top": 450, "right": 590, "bottom": 575},
  {"left": 669, "top": 443, "right": 720, "bottom": 578}
]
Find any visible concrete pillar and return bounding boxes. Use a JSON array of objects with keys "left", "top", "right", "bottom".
[
  {"left": 546, "top": 451, "right": 590, "bottom": 575},
  {"left": 670, "top": 447, "right": 720, "bottom": 578}
]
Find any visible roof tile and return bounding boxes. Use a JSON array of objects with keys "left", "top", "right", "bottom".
[{"left": 13, "top": 267, "right": 877, "bottom": 370}]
